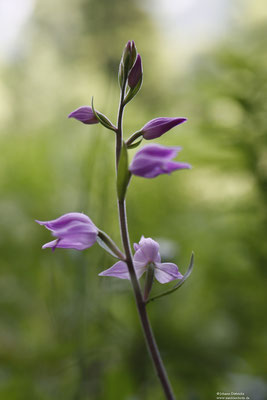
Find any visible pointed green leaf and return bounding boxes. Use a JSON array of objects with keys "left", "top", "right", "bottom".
[
  {"left": 118, "top": 61, "right": 124, "bottom": 89},
  {"left": 123, "top": 77, "right": 143, "bottom": 105},
  {"left": 127, "top": 136, "right": 143, "bottom": 149},
  {"left": 91, "top": 97, "right": 117, "bottom": 132},
  {"left": 117, "top": 142, "right": 131, "bottom": 201}
]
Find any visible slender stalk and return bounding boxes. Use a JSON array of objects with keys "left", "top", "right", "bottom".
[
  {"left": 118, "top": 200, "right": 175, "bottom": 400},
  {"left": 115, "top": 81, "right": 176, "bottom": 400},
  {"left": 116, "top": 78, "right": 127, "bottom": 168}
]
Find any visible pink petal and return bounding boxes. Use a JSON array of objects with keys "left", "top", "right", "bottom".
[
  {"left": 134, "top": 237, "right": 161, "bottom": 265},
  {"left": 36, "top": 212, "right": 96, "bottom": 232},
  {"left": 154, "top": 262, "right": 183, "bottom": 284},
  {"left": 99, "top": 261, "right": 130, "bottom": 280},
  {"left": 133, "top": 261, "right": 147, "bottom": 279}
]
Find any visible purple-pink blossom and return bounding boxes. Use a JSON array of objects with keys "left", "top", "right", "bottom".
[
  {"left": 99, "top": 236, "right": 183, "bottom": 284},
  {"left": 68, "top": 106, "right": 99, "bottom": 125},
  {"left": 129, "top": 144, "right": 191, "bottom": 178},
  {"left": 141, "top": 117, "right": 187, "bottom": 140},
  {"left": 36, "top": 212, "right": 98, "bottom": 251}
]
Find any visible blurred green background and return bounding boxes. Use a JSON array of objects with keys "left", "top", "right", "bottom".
[{"left": 1, "top": 0, "right": 267, "bottom": 399}]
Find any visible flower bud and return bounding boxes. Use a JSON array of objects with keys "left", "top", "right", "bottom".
[
  {"left": 119, "top": 40, "right": 137, "bottom": 85},
  {"left": 122, "top": 40, "right": 136, "bottom": 70},
  {"left": 128, "top": 54, "right": 143, "bottom": 89},
  {"left": 68, "top": 106, "right": 99, "bottom": 125},
  {"left": 141, "top": 117, "right": 187, "bottom": 140}
]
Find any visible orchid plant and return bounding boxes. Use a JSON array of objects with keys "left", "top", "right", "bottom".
[{"left": 37, "top": 41, "right": 194, "bottom": 400}]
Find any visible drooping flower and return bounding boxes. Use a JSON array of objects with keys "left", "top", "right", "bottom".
[
  {"left": 128, "top": 54, "right": 143, "bottom": 89},
  {"left": 141, "top": 117, "right": 187, "bottom": 140},
  {"left": 99, "top": 236, "right": 183, "bottom": 284},
  {"left": 68, "top": 106, "right": 99, "bottom": 125},
  {"left": 36, "top": 212, "right": 98, "bottom": 251},
  {"left": 129, "top": 144, "right": 191, "bottom": 178}
]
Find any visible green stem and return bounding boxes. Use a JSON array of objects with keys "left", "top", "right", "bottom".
[
  {"left": 116, "top": 78, "right": 127, "bottom": 168},
  {"left": 118, "top": 200, "right": 175, "bottom": 400},
  {"left": 115, "top": 83, "right": 176, "bottom": 400}
]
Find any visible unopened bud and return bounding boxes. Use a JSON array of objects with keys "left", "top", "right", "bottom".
[
  {"left": 68, "top": 106, "right": 99, "bottom": 125},
  {"left": 128, "top": 54, "right": 143, "bottom": 89},
  {"left": 120, "top": 40, "right": 137, "bottom": 85},
  {"left": 129, "top": 41, "right": 137, "bottom": 69}
]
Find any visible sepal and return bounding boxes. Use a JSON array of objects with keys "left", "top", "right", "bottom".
[
  {"left": 118, "top": 61, "right": 124, "bottom": 89},
  {"left": 123, "top": 77, "right": 143, "bottom": 105},
  {"left": 126, "top": 131, "right": 143, "bottom": 149},
  {"left": 127, "top": 137, "right": 143, "bottom": 149}
]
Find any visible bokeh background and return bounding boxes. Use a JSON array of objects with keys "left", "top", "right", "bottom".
[{"left": 1, "top": 0, "right": 267, "bottom": 399}]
